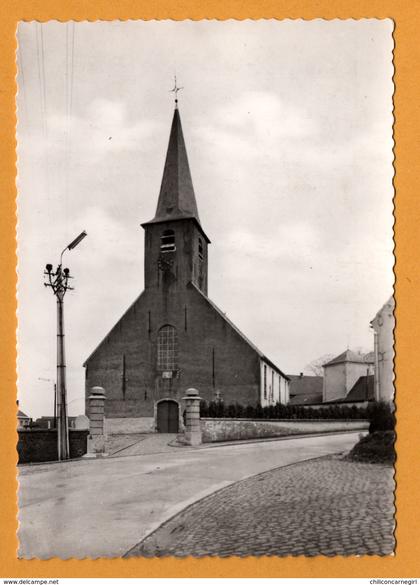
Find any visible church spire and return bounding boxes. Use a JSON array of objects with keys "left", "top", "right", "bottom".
[
  {"left": 170, "top": 75, "right": 183, "bottom": 110},
  {"left": 147, "top": 107, "right": 201, "bottom": 225}
]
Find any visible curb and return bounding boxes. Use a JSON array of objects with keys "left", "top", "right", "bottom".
[{"left": 167, "top": 428, "right": 367, "bottom": 451}]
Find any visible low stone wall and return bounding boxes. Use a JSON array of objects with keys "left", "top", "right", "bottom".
[
  {"left": 201, "top": 418, "right": 370, "bottom": 443},
  {"left": 17, "top": 429, "right": 89, "bottom": 464},
  {"left": 104, "top": 417, "right": 155, "bottom": 435}
]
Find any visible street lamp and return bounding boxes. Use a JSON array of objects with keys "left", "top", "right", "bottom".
[
  {"left": 44, "top": 230, "right": 87, "bottom": 460},
  {"left": 38, "top": 377, "right": 57, "bottom": 427}
]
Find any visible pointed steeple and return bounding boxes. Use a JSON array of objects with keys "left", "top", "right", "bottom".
[{"left": 148, "top": 108, "right": 200, "bottom": 224}]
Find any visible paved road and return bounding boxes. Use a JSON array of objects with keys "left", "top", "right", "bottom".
[
  {"left": 128, "top": 457, "right": 395, "bottom": 558},
  {"left": 18, "top": 432, "right": 363, "bottom": 559}
]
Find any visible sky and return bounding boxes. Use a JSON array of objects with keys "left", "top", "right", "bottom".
[{"left": 16, "top": 20, "right": 394, "bottom": 418}]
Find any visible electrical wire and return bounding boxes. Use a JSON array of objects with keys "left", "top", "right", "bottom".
[
  {"left": 16, "top": 29, "right": 29, "bottom": 124},
  {"left": 35, "top": 23, "right": 51, "bottom": 210},
  {"left": 65, "top": 22, "right": 75, "bottom": 206}
]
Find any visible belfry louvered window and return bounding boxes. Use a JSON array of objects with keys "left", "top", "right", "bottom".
[
  {"left": 160, "top": 230, "right": 176, "bottom": 253},
  {"left": 157, "top": 325, "right": 178, "bottom": 371},
  {"left": 198, "top": 237, "right": 204, "bottom": 261}
]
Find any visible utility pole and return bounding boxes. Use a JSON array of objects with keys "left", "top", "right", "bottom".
[{"left": 44, "top": 230, "right": 87, "bottom": 460}]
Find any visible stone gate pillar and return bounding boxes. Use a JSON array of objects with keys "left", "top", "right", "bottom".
[
  {"left": 86, "top": 386, "right": 107, "bottom": 457},
  {"left": 182, "top": 388, "right": 202, "bottom": 446}
]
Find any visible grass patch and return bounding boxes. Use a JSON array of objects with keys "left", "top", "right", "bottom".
[{"left": 347, "top": 431, "right": 395, "bottom": 465}]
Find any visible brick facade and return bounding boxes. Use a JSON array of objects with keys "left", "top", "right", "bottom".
[
  {"left": 85, "top": 282, "right": 262, "bottom": 421},
  {"left": 84, "top": 106, "right": 289, "bottom": 430}
]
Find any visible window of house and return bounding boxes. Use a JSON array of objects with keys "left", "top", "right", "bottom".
[
  {"left": 271, "top": 371, "right": 275, "bottom": 403},
  {"left": 198, "top": 237, "right": 204, "bottom": 261},
  {"left": 263, "top": 364, "right": 267, "bottom": 399},
  {"left": 160, "top": 230, "right": 176, "bottom": 253},
  {"left": 157, "top": 325, "right": 178, "bottom": 371}
]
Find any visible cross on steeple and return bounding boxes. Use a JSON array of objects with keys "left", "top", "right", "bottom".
[{"left": 169, "top": 75, "right": 183, "bottom": 108}]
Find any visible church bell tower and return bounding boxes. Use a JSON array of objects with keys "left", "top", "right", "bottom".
[{"left": 141, "top": 105, "right": 210, "bottom": 294}]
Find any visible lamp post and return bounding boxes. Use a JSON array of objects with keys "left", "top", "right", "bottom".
[
  {"left": 38, "top": 377, "right": 57, "bottom": 427},
  {"left": 44, "top": 230, "right": 87, "bottom": 460}
]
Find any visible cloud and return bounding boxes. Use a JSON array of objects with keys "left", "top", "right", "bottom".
[
  {"left": 195, "top": 91, "right": 316, "bottom": 161},
  {"left": 19, "top": 98, "right": 164, "bottom": 168},
  {"left": 223, "top": 222, "right": 320, "bottom": 263}
]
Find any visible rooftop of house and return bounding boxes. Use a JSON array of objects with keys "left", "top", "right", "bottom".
[
  {"left": 288, "top": 392, "right": 324, "bottom": 406},
  {"left": 287, "top": 374, "right": 323, "bottom": 406},
  {"left": 323, "top": 349, "right": 374, "bottom": 368},
  {"left": 288, "top": 374, "right": 323, "bottom": 396},
  {"left": 341, "top": 375, "right": 375, "bottom": 402},
  {"left": 17, "top": 409, "right": 30, "bottom": 419}
]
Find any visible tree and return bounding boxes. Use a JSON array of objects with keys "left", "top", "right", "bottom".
[
  {"left": 304, "top": 354, "right": 335, "bottom": 377},
  {"left": 304, "top": 347, "right": 373, "bottom": 377}
]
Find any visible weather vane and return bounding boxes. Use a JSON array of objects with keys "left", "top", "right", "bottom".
[{"left": 169, "top": 75, "right": 183, "bottom": 107}]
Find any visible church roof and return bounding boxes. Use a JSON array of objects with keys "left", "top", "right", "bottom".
[
  {"left": 83, "top": 292, "right": 145, "bottom": 366},
  {"left": 143, "top": 107, "right": 202, "bottom": 227},
  {"left": 189, "top": 282, "right": 290, "bottom": 380}
]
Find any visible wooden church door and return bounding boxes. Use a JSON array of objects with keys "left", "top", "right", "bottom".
[{"left": 157, "top": 400, "right": 179, "bottom": 433}]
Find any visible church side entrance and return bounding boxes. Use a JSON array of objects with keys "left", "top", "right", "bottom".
[{"left": 156, "top": 400, "right": 179, "bottom": 433}]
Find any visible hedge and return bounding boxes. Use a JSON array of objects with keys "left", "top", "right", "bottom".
[{"left": 200, "top": 400, "right": 395, "bottom": 429}]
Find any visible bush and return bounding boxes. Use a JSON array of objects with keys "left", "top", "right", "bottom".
[
  {"left": 200, "top": 399, "right": 369, "bottom": 420},
  {"left": 347, "top": 430, "right": 395, "bottom": 464},
  {"left": 244, "top": 404, "right": 255, "bottom": 418},
  {"left": 367, "top": 401, "right": 395, "bottom": 433}
]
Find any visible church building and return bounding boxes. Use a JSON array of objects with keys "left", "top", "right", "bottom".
[{"left": 84, "top": 103, "right": 290, "bottom": 434}]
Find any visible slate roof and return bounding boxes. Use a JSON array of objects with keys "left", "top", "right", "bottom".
[
  {"left": 142, "top": 108, "right": 210, "bottom": 242},
  {"left": 288, "top": 374, "right": 323, "bottom": 396},
  {"left": 17, "top": 409, "right": 30, "bottom": 419},
  {"left": 324, "top": 349, "right": 374, "bottom": 367},
  {"left": 289, "top": 392, "right": 324, "bottom": 406},
  {"left": 341, "top": 375, "right": 375, "bottom": 402}
]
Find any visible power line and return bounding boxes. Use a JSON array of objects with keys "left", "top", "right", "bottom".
[
  {"left": 35, "top": 23, "right": 51, "bottom": 208},
  {"left": 40, "top": 26, "right": 48, "bottom": 130},
  {"left": 65, "top": 22, "right": 75, "bottom": 206},
  {"left": 35, "top": 24, "right": 45, "bottom": 139},
  {"left": 16, "top": 29, "right": 29, "bottom": 124},
  {"left": 69, "top": 22, "right": 75, "bottom": 121}
]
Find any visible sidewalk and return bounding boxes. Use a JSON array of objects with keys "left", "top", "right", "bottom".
[{"left": 108, "top": 428, "right": 368, "bottom": 458}]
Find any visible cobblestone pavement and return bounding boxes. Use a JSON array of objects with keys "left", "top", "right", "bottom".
[{"left": 126, "top": 457, "right": 395, "bottom": 558}]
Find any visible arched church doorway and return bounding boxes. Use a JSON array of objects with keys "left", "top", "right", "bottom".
[{"left": 156, "top": 400, "right": 179, "bottom": 433}]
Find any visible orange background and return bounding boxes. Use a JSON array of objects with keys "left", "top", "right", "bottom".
[{"left": 1, "top": 0, "right": 419, "bottom": 578}]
